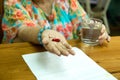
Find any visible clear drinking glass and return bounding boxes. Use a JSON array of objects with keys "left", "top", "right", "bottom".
[{"left": 81, "top": 18, "right": 103, "bottom": 45}]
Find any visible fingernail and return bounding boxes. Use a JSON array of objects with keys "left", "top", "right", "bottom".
[
  {"left": 58, "top": 54, "right": 61, "bottom": 56},
  {"left": 57, "top": 53, "right": 61, "bottom": 56},
  {"left": 65, "top": 52, "right": 69, "bottom": 56},
  {"left": 72, "top": 52, "right": 75, "bottom": 55}
]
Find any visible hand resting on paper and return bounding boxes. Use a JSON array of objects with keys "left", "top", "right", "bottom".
[{"left": 42, "top": 30, "right": 75, "bottom": 56}]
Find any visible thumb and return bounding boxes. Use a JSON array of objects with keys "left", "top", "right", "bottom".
[
  {"left": 106, "top": 35, "right": 111, "bottom": 42},
  {"left": 42, "top": 37, "right": 49, "bottom": 45}
]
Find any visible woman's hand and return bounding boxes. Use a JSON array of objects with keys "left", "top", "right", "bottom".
[
  {"left": 98, "top": 24, "right": 111, "bottom": 44},
  {"left": 79, "top": 24, "right": 111, "bottom": 45},
  {"left": 42, "top": 30, "right": 75, "bottom": 56}
]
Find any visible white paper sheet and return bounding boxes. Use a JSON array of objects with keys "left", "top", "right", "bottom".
[{"left": 22, "top": 47, "right": 117, "bottom": 80}]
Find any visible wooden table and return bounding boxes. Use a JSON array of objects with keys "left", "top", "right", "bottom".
[{"left": 0, "top": 36, "right": 120, "bottom": 80}]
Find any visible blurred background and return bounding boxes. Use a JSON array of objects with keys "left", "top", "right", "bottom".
[{"left": 79, "top": 0, "right": 120, "bottom": 36}]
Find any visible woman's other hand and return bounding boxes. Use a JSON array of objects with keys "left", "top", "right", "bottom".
[
  {"left": 98, "top": 24, "right": 111, "bottom": 44},
  {"left": 42, "top": 30, "right": 75, "bottom": 56},
  {"left": 78, "top": 24, "right": 111, "bottom": 45}
]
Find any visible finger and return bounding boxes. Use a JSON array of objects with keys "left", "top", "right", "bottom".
[
  {"left": 101, "top": 24, "right": 106, "bottom": 34},
  {"left": 99, "top": 31, "right": 110, "bottom": 44},
  {"left": 99, "top": 39, "right": 104, "bottom": 45},
  {"left": 68, "top": 49, "right": 75, "bottom": 55},
  {"left": 43, "top": 43, "right": 52, "bottom": 52},
  {"left": 63, "top": 43, "right": 75, "bottom": 55},
  {"left": 99, "top": 31, "right": 106, "bottom": 40},
  {"left": 106, "top": 35, "right": 111, "bottom": 42},
  {"left": 61, "top": 42, "right": 75, "bottom": 55},
  {"left": 56, "top": 43, "right": 69, "bottom": 56},
  {"left": 62, "top": 42, "right": 72, "bottom": 49},
  {"left": 99, "top": 24, "right": 107, "bottom": 40},
  {"left": 42, "top": 37, "right": 49, "bottom": 45},
  {"left": 52, "top": 46, "right": 61, "bottom": 56},
  {"left": 98, "top": 32, "right": 106, "bottom": 44},
  {"left": 45, "top": 42, "right": 61, "bottom": 56}
]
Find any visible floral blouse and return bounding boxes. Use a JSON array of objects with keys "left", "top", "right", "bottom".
[{"left": 2, "top": 0, "right": 88, "bottom": 43}]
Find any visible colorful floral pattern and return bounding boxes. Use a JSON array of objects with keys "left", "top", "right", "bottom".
[{"left": 2, "top": 0, "right": 89, "bottom": 43}]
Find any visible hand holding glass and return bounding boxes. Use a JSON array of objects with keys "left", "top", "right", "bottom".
[{"left": 81, "top": 18, "right": 102, "bottom": 45}]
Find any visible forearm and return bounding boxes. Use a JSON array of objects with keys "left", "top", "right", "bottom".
[{"left": 18, "top": 26, "right": 41, "bottom": 44}]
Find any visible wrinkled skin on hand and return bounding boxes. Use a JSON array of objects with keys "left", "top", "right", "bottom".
[{"left": 42, "top": 30, "right": 75, "bottom": 56}]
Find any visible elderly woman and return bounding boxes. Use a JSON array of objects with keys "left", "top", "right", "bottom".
[{"left": 2, "top": 0, "right": 110, "bottom": 56}]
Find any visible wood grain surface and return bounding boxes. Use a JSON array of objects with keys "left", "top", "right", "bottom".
[{"left": 0, "top": 36, "right": 120, "bottom": 80}]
